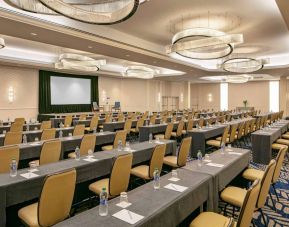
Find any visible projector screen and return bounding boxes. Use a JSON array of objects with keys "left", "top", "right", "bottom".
[{"left": 51, "top": 76, "right": 91, "bottom": 105}]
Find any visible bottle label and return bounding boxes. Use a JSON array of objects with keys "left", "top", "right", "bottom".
[{"left": 100, "top": 199, "right": 107, "bottom": 205}]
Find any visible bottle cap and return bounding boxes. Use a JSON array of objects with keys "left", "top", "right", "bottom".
[{"left": 102, "top": 187, "right": 106, "bottom": 191}]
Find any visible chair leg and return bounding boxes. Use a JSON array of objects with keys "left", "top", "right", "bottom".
[
  {"left": 252, "top": 219, "right": 256, "bottom": 227},
  {"left": 269, "top": 191, "right": 277, "bottom": 212},
  {"left": 232, "top": 206, "right": 235, "bottom": 218},
  {"left": 223, "top": 203, "right": 228, "bottom": 216},
  {"left": 272, "top": 184, "right": 280, "bottom": 202},
  {"left": 260, "top": 208, "right": 268, "bottom": 227}
]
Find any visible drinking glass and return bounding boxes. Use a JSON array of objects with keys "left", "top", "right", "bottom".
[
  {"left": 120, "top": 192, "right": 128, "bottom": 204},
  {"left": 87, "top": 149, "right": 93, "bottom": 159}
]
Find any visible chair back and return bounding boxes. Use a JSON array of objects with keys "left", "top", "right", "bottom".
[
  {"left": 164, "top": 123, "right": 174, "bottom": 139},
  {"left": 135, "top": 118, "right": 144, "bottom": 132},
  {"left": 161, "top": 115, "right": 167, "bottom": 123},
  {"left": 38, "top": 169, "right": 76, "bottom": 227},
  {"left": 243, "top": 121, "right": 251, "bottom": 136},
  {"left": 41, "top": 129, "right": 56, "bottom": 141},
  {"left": 80, "top": 134, "right": 96, "bottom": 156},
  {"left": 177, "top": 137, "right": 192, "bottom": 167},
  {"left": 73, "top": 124, "right": 85, "bottom": 136},
  {"left": 186, "top": 119, "right": 194, "bottom": 131},
  {"left": 176, "top": 120, "right": 185, "bottom": 136},
  {"left": 14, "top": 118, "right": 25, "bottom": 125},
  {"left": 255, "top": 118, "right": 261, "bottom": 131},
  {"left": 118, "top": 114, "right": 124, "bottom": 122},
  {"left": 10, "top": 123, "right": 23, "bottom": 132},
  {"left": 105, "top": 114, "right": 111, "bottom": 123},
  {"left": 89, "top": 116, "right": 99, "bottom": 131},
  {"left": 40, "top": 140, "right": 61, "bottom": 165},
  {"left": 256, "top": 160, "right": 276, "bottom": 208},
  {"left": 229, "top": 124, "right": 238, "bottom": 143},
  {"left": 79, "top": 114, "right": 86, "bottom": 121},
  {"left": 109, "top": 154, "right": 133, "bottom": 197},
  {"left": 221, "top": 126, "right": 230, "bottom": 145},
  {"left": 250, "top": 118, "right": 256, "bottom": 133},
  {"left": 124, "top": 119, "right": 132, "bottom": 134},
  {"left": 40, "top": 121, "right": 52, "bottom": 130},
  {"left": 237, "top": 122, "right": 245, "bottom": 139},
  {"left": 0, "top": 145, "right": 19, "bottom": 173},
  {"left": 237, "top": 180, "right": 261, "bottom": 227},
  {"left": 199, "top": 118, "right": 204, "bottom": 127},
  {"left": 150, "top": 115, "right": 156, "bottom": 125},
  {"left": 113, "top": 130, "right": 127, "bottom": 148},
  {"left": 64, "top": 116, "right": 73, "bottom": 127},
  {"left": 272, "top": 146, "right": 287, "bottom": 183},
  {"left": 149, "top": 144, "right": 166, "bottom": 178},
  {"left": 4, "top": 132, "right": 22, "bottom": 146}
]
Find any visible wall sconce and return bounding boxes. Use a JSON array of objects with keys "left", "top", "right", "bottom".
[
  {"left": 180, "top": 93, "right": 184, "bottom": 103},
  {"left": 157, "top": 92, "right": 161, "bottom": 103},
  {"left": 208, "top": 93, "right": 213, "bottom": 102},
  {"left": 8, "top": 86, "right": 14, "bottom": 103}
]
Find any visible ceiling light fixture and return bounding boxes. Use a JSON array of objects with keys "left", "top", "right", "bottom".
[
  {"left": 0, "top": 38, "right": 5, "bottom": 49},
  {"left": 123, "top": 65, "right": 157, "bottom": 79},
  {"left": 166, "top": 28, "right": 243, "bottom": 60},
  {"left": 55, "top": 53, "right": 106, "bottom": 72},
  {"left": 226, "top": 74, "right": 253, "bottom": 83},
  {"left": 218, "top": 55, "right": 270, "bottom": 73},
  {"left": 5, "top": 0, "right": 141, "bottom": 25}
]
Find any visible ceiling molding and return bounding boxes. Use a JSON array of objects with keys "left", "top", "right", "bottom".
[{"left": 276, "top": 0, "right": 289, "bottom": 31}]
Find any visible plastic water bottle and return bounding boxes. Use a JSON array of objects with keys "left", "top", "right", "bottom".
[
  {"left": 23, "top": 134, "right": 27, "bottom": 144},
  {"left": 117, "top": 139, "right": 123, "bottom": 151},
  {"left": 59, "top": 130, "right": 63, "bottom": 138},
  {"left": 93, "top": 127, "right": 97, "bottom": 133},
  {"left": 196, "top": 123, "right": 199, "bottom": 129},
  {"left": 10, "top": 159, "right": 17, "bottom": 177},
  {"left": 99, "top": 187, "right": 108, "bottom": 216},
  {"left": 75, "top": 146, "right": 80, "bottom": 160},
  {"left": 197, "top": 150, "right": 203, "bottom": 166},
  {"left": 149, "top": 133, "right": 153, "bottom": 143},
  {"left": 221, "top": 142, "right": 225, "bottom": 154},
  {"left": 153, "top": 168, "right": 160, "bottom": 189},
  {"left": 60, "top": 122, "right": 64, "bottom": 128}
]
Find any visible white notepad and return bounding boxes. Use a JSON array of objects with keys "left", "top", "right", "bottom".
[
  {"left": 164, "top": 183, "right": 188, "bottom": 192},
  {"left": 112, "top": 209, "right": 144, "bottom": 225},
  {"left": 30, "top": 142, "right": 41, "bottom": 146},
  {"left": 203, "top": 159, "right": 212, "bottom": 163},
  {"left": 168, "top": 177, "right": 180, "bottom": 182},
  {"left": 228, "top": 152, "right": 242, "bottom": 156},
  {"left": 116, "top": 201, "right": 132, "bottom": 209},
  {"left": 20, "top": 172, "right": 39, "bottom": 179},
  {"left": 154, "top": 141, "right": 164, "bottom": 144},
  {"left": 206, "top": 163, "right": 224, "bottom": 168},
  {"left": 83, "top": 158, "right": 98, "bottom": 162}
]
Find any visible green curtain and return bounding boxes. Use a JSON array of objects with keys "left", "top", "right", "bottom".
[{"left": 39, "top": 70, "right": 99, "bottom": 114}]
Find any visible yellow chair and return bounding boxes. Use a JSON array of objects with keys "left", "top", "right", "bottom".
[
  {"left": 182, "top": 119, "right": 194, "bottom": 135},
  {"left": 118, "top": 114, "right": 125, "bottom": 122},
  {"left": 64, "top": 115, "right": 73, "bottom": 127},
  {"left": 40, "top": 121, "right": 51, "bottom": 130},
  {"left": 41, "top": 129, "right": 56, "bottom": 141},
  {"left": 130, "top": 144, "right": 166, "bottom": 181},
  {"left": 14, "top": 118, "right": 25, "bottom": 125},
  {"left": 79, "top": 114, "right": 86, "bottom": 121},
  {"left": 124, "top": 119, "right": 132, "bottom": 135},
  {"left": 18, "top": 169, "right": 76, "bottom": 227},
  {"left": 206, "top": 126, "right": 229, "bottom": 148},
  {"left": 150, "top": 115, "right": 157, "bottom": 125},
  {"left": 10, "top": 123, "right": 23, "bottom": 132},
  {"left": 198, "top": 118, "right": 204, "bottom": 128},
  {"left": 190, "top": 180, "right": 260, "bottom": 227},
  {"left": 68, "top": 134, "right": 96, "bottom": 159},
  {"left": 99, "top": 114, "right": 111, "bottom": 129},
  {"left": 171, "top": 120, "right": 184, "bottom": 138},
  {"left": 4, "top": 132, "right": 22, "bottom": 146},
  {"left": 73, "top": 124, "right": 85, "bottom": 136},
  {"left": 102, "top": 130, "right": 127, "bottom": 151},
  {"left": 85, "top": 116, "right": 99, "bottom": 132},
  {"left": 0, "top": 145, "right": 19, "bottom": 173},
  {"left": 154, "top": 123, "right": 174, "bottom": 140},
  {"left": 216, "top": 124, "right": 238, "bottom": 144},
  {"left": 163, "top": 137, "right": 192, "bottom": 168},
  {"left": 130, "top": 118, "right": 144, "bottom": 134},
  {"left": 89, "top": 154, "right": 133, "bottom": 198}
]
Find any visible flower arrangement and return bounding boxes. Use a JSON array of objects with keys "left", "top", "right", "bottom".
[{"left": 243, "top": 100, "right": 248, "bottom": 107}]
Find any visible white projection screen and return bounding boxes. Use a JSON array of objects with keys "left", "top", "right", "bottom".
[{"left": 51, "top": 76, "right": 91, "bottom": 105}]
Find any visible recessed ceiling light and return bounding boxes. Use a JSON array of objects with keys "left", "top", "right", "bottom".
[
  {"left": 125, "top": 54, "right": 130, "bottom": 57},
  {"left": 30, "top": 33, "right": 37, "bottom": 36},
  {"left": 88, "top": 46, "right": 93, "bottom": 49}
]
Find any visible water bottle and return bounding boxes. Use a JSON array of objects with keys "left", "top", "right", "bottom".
[
  {"left": 23, "top": 134, "right": 27, "bottom": 144},
  {"left": 149, "top": 133, "right": 153, "bottom": 143},
  {"left": 59, "top": 130, "right": 63, "bottom": 138},
  {"left": 197, "top": 150, "right": 203, "bottom": 166},
  {"left": 117, "top": 139, "right": 123, "bottom": 151},
  {"left": 99, "top": 187, "right": 108, "bottom": 216},
  {"left": 196, "top": 123, "right": 199, "bottom": 129},
  {"left": 153, "top": 168, "right": 160, "bottom": 189},
  {"left": 75, "top": 146, "right": 80, "bottom": 160},
  {"left": 221, "top": 142, "right": 225, "bottom": 154},
  {"left": 10, "top": 159, "right": 17, "bottom": 177},
  {"left": 60, "top": 122, "right": 64, "bottom": 128},
  {"left": 26, "top": 122, "right": 30, "bottom": 131},
  {"left": 93, "top": 127, "right": 97, "bottom": 133},
  {"left": 206, "top": 121, "right": 209, "bottom": 128}
]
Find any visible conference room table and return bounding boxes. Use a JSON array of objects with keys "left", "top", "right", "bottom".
[
  {"left": 0, "top": 123, "right": 41, "bottom": 134},
  {"left": 251, "top": 120, "right": 289, "bottom": 164},
  {"left": 183, "top": 147, "right": 250, "bottom": 211},
  {"left": 0, "top": 139, "right": 176, "bottom": 226},
  {"left": 54, "top": 169, "right": 213, "bottom": 227},
  {"left": 50, "top": 116, "right": 94, "bottom": 128},
  {"left": 0, "top": 127, "right": 75, "bottom": 146}
]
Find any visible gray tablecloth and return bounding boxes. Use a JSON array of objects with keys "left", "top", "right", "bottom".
[
  {"left": 0, "top": 140, "right": 176, "bottom": 227},
  {"left": 0, "top": 123, "right": 41, "bottom": 134},
  {"left": 183, "top": 147, "right": 250, "bottom": 211},
  {"left": 187, "top": 125, "right": 226, "bottom": 157},
  {"left": 54, "top": 169, "right": 213, "bottom": 227},
  {"left": 251, "top": 120, "right": 289, "bottom": 164},
  {"left": 139, "top": 123, "right": 179, "bottom": 142}
]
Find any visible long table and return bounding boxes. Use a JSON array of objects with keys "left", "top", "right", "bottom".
[
  {"left": 251, "top": 120, "right": 289, "bottom": 164},
  {"left": 139, "top": 123, "right": 179, "bottom": 142},
  {"left": 54, "top": 169, "right": 213, "bottom": 227},
  {"left": 0, "top": 140, "right": 176, "bottom": 226},
  {"left": 0, "top": 123, "right": 41, "bottom": 134}
]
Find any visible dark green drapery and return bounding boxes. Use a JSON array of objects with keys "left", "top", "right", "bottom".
[{"left": 39, "top": 70, "right": 99, "bottom": 114}]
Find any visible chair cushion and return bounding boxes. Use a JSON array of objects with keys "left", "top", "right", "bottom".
[
  {"left": 206, "top": 140, "right": 221, "bottom": 147},
  {"left": 272, "top": 143, "right": 288, "bottom": 150},
  {"left": 182, "top": 130, "right": 187, "bottom": 135},
  {"left": 154, "top": 134, "right": 165, "bottom": 139},
  {"left": 18, "top": 203, "right": 39, "bottom": 227},
  {"left": 220, "top": 186, "right": 247, "bottom": 207},
  {"left": 190, "top": 212, "right": 235, "bottom": 227},
  {"left": 171, "top": 132, "right": 177, "bottom": 137},
  {"left": 242, "top": 168, "right": 264, "bottom": 181},
  {"left": 68, "top": 152, "right": 76, "bottom": 159},
  {"left": 29, "top": 160, "right": 40, "bottom": 167},
  {"left": 130, "top": 165, "right": 150, "bottom": 180},
  {"left": 102, "top": 145, "right": 113, "bottom": 151},
  {"left": 89, "top": 178, "right": 112, "bottom": 197},
  {"left": 282, "top": 134, "right": 289, "bottom": 139},
  {"left": 130, "top": 128, "right": 137, "bottom": 133},
  {"left": 163, "top": 156, "right": 178, "bottom": 168},
  {"left": 85, "top": 127, "right": 92, "bottom": 132},
  {"left": 276, "top": 139, "right": 289, "bottom": 146},
  {"left": 98, "top": 125, "right": 104, "bottom": 129}
]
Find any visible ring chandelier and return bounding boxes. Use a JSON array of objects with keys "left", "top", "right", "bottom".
[
  {"left": 166, "top": 28, "right": 243, "bottom": 60},
  {"left": 5, "top": 0, "right": 141, "bottom": 24},
  {"left": 0, "top": 38, "right": 5, "bottom": 49},
  {"left": 226, "top": 74, "right": 253, "bottom": 83},
  {"left": 55, "top": 53, "right": 106, "bottom": 72},
  {"left": 123, "top": 65, "right": 157, "bottom": 79},
  {"left": 218, "top": 55, "right": 270, "bottom": 73}
]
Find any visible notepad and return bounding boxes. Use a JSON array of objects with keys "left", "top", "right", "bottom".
[
  {"left": 203, "top": 159, "right": 212, "bottom": 163},
  {"left": 154, "top": 141, "right": 164, "bottom": 144},
  {"left": 168, "top": 177, "right": 180, "bottom": 182},
  {"left": 30, "top": 142, "right": 41, "bottom": 146},
  {"left": 20, "top": 172, "right": 39, "bottom": 179},
  {"left": 112, "top": 209, "right": 144, "bottom": 224},
  {"left": 116, "top": 201, "right": 132, "bottom": 209},
  {"left": 164, "top": 183, "right": 188, "bottom": 192},
  {"left": 206, "top": 163, "right": 224, "bottom": 168},
  {"left": 83, "top": 158, "right": 98, "bottom": 162},
  {"left": 228, "top": 152, "right": 242, "bottom": 156}
]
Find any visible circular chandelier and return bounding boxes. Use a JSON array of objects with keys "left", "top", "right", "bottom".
[
  {"left": 55, "top": 53, "right": 106, "bottom": 72},
  {"left": 0, "top": 38, "right": 5, "bottom": 49},
  {"left": 218, "top": 55, "right": 270, "bottom": 73},
  {"left": 123, "top": 66, "right": 156, "bottom": 79},
  {"left": 166, "top": 28, "right": 243, "bottom": 60},
  {"left": 226, "top": 74, "right": 253, "bottom": 83},
  {"left": 4, "top": 0, "right": 140, "bottom": 25}
]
